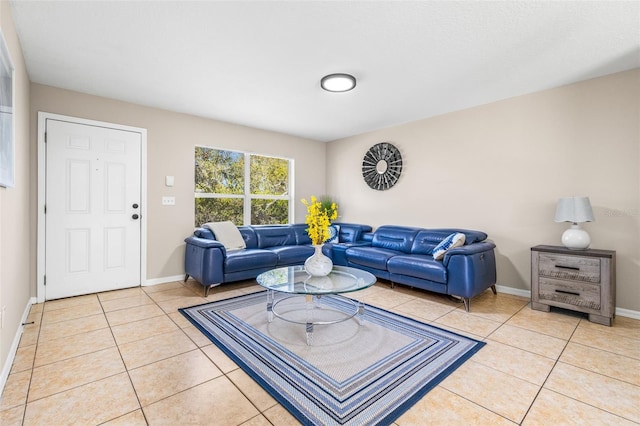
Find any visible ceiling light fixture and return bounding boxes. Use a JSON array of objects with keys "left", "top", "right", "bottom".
[{"left": 320, "top": 73, "right": 356, "bottom": 92}]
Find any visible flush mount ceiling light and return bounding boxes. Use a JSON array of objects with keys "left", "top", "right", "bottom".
[{"left": 320, "top": 73, "right": 356, "bottom": 92}]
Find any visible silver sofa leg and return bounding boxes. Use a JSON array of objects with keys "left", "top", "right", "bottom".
[
  {"left": 456, "top": 286, "right": 495, "bottom": 312},
  {"left": 204, "top": 283, "right": 221, "bottom": 297}
]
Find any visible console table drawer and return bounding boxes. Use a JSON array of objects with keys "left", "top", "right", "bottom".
[
  {"left": 538, "top": 277, "right": 601, "bottom": 310},
  {"left": 538, "top": 253, "right": 600, "bottom": 283}
]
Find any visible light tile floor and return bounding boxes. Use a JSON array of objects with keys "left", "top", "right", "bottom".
[{"left": 1, "top": 280, "right": 639, "bottom": 425}]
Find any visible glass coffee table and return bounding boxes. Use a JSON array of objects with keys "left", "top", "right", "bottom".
[{"left": 256, "top": 265, "right": 376, "bottom": 345}]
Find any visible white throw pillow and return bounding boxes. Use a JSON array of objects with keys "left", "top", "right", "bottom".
[
  {"left": 432, "top": 233, "right": 466, "bottom": 260},
  {"left": 203, "top": 221, "right": 246, "bottom": 251}
]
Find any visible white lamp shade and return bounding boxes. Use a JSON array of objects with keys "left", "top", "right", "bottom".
[{"left": 554, "top": 196, "right": 594, "bottom": 223}]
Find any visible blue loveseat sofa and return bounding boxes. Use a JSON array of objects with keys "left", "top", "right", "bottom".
[{"left": 184, "top": 223, "right": 497, "bottom": 311}]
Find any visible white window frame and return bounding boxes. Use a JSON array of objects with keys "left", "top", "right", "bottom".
[{"left": 194, "top": 146, "right": 294, "bottom": 225}]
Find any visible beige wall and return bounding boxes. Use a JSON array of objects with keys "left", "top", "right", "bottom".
[
  {"left": 29, "top": 84, "right": 326, "bottom": 283},
  {"left": 327, "top": 69, "right": 640, "bottom": 312},
  {"left": 0, "top": 2, "right": 32, "bottom": 373}
]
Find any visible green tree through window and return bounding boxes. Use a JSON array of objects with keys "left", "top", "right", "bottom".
[{"left": 195, "top": 146, "right": 291, "bottom": 226}]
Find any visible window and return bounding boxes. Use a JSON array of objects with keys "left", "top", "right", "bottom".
[{"left": 195, "top": 146, "right": 292, "bottom": 226}]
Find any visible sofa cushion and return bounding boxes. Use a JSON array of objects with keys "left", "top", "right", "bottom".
[
  {"left": 411, "top": 230, "right": 443, "bottom": 255},
  {"left": 268, "top": 245, "right": 315, "bottom": 265},
  {"left": 239, "top": 226, "right": 258, "bottom": 249},
  {"left": 432, "top": 233, "right": 466, "bottom": 260},
  {"left": 333, "top": 223, "right": 372, "bottom": 243},
  {"left": 204, "top": 221, "right": 246, "bottom": 251},
  {"left": 387, "top": 255, "right": 447, "bottom": 283},
  {"left": 224, "top": 249, "right": 278, "bottom": 273},
  {"left": 371, "top": 226, "right": 421, "bottom": 253},
  {"left": 345, "top": 246, "right": 401, "bottom": 270},
  {"left": 291, "top": 224, "right": 312, "bottom": 245},
  {"left": 254, "top": 226, "right": 297, "bottom": 248}
]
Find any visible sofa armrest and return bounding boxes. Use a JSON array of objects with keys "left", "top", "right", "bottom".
[
  {"left": 442, "top": 241, "right": 496, "bottom": 266},
  {"left": 443, "top": 242, "right": 497, "bottom": 299},
  {"left": 194, "top": 227, "right": 215, "bottom": 239},
  {"left": 184, "top": 236, "right": 226, "bottom": 253},
  {"left": 184, "top": 236, "right": 226, "bottom": 286}
]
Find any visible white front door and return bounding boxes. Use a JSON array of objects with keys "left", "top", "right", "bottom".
[{"left": 45, "top": 118, "right": 142, "bottom": 299}]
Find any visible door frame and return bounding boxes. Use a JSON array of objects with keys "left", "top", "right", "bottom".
[{"left": 37, "top": 112, "right": 148, "bottom": 303}]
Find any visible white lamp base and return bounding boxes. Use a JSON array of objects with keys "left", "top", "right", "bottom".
[{"left": 561, "top": 224, "right": 591, "bottom": 250}]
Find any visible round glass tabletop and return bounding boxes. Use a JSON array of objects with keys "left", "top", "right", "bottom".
[{"left": 256, "top": 265, "right": 376, "bottom": 295}]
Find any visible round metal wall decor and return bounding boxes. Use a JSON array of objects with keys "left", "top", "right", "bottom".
[{"left": 362, "top": 142, "right": 403, "bottom": 190}]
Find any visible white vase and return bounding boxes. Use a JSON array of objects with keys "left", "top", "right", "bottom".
[{"left": 304, "top": 245, "right": 333, "bottom": 277}]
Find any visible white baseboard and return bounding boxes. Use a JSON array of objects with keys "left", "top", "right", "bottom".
[
  {"left": 144, "top": 274, "right": 186, "bottom": 287},
  {"left": 495, "top": 284, "right": 640, "bottom": 320},
  {"left": 615, "top": 307, "right": 640, "bottom": 320},
  {"left": 495, "top": 284, "right": 531, "bottom": 299},
  {"left": 0, "top": 297, "right": 36, "bottom": 396}
]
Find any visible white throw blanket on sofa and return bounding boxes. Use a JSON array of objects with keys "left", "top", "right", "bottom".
[{"left": 203, "top": 221, "right": 246, "bottom": 251}]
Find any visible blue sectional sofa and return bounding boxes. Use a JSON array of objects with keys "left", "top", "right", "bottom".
[
  {"left": 328, "top": 225, "right": 497, "bottom": 311},
  {"left": 184, "top": 222, "right": 497, "bottom": 311}
]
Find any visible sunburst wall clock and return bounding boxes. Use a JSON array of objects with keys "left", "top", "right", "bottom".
[{"left": 362, "top": 142, "right": 403, "bottom": 190}]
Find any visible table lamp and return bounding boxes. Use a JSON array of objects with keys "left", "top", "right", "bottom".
[{"left": 554, "top": 196, "right": 594, "bottom": 250}]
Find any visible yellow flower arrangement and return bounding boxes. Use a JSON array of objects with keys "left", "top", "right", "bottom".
[{"left": 301, "top": 195, "right": 338, "bottom": 245}]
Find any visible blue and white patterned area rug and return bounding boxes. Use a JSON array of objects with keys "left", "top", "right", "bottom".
[{"left": 180, "top": 291, "right": 485, "bottom": 426}]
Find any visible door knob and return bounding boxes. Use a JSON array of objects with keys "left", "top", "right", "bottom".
[
  {"left": 132, "top": 203, "right": 139, "bottom": 209},
  {"left": 132, "top": 214, "right": 140, "bottom": 220}
]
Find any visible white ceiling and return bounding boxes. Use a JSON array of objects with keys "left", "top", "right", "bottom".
[{"left": 9, "top": 1, "right": 640, "bottom": 142}]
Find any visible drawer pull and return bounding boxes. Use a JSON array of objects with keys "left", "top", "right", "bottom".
[
  {"left": 555, "top": 265, "right": 580, "bottom": 271},
  {"left": 555, "top": 289, "right": 580, "bottom": 296}
]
